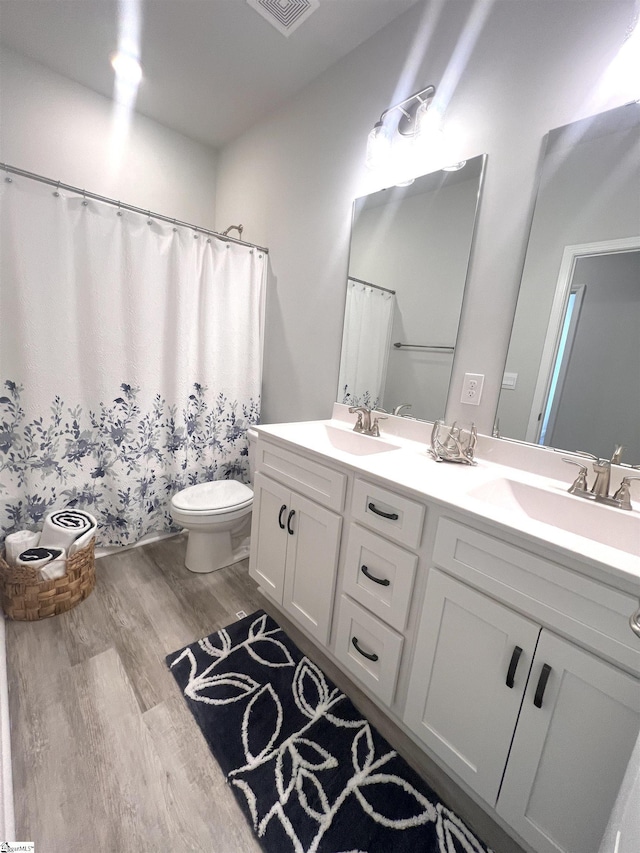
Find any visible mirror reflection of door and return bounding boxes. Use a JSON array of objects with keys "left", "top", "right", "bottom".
[
  {"left": 538, "top": 284, "right": 585, "bottom": 446},
  {"left": 496, "top": 101, "right": 640, "bottom": 462},
  {"left": 534, "top": 249, "right": 640, "bottom": 459}
]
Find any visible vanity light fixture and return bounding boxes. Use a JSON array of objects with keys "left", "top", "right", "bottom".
[{"left": 366, "top": 84, "right": 436, "bottom": 170}]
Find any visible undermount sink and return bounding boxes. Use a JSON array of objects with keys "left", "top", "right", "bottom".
[
  {"left": 322, "top": 424, "right": 400, "bottom": 456},
  {"left": 467, "top": 477, "right": 640, "bottom": 553}
]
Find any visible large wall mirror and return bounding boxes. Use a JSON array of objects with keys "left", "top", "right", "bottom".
[
  {"left": 496, "top": 102, "right": 640, "bottom": 464},
  {"left": 337, "top": 154, "right": 486, "bottom": 422}
]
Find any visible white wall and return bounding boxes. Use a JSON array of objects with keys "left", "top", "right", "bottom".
[
  {"left": 0, "top": 47, "right": 218, "bottom": 226},
  {"left": 214, "top": 0, "right": 638, "bottom": 428}
]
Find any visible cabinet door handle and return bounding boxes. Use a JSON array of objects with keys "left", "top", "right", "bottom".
[
  {"left": 361, "top": 564, "right": 391, "bottom": 586},
  {"left": 533, "top": 663, "right": 552, "bottom": 708},
  {"left": 278, "top": 504, "right": 287, "bottom": 530},
  {"left": 367, "top": 501, "right": 399, "bottom": 521},
  {"left": 351, "top": 636, "right": 379, "bottom": 662},
  {"left": 286, "top": 509, "right": 295, "bottom": 535},
  {"left": 505, "top": 645, "right": 523, "bottom": 689}
]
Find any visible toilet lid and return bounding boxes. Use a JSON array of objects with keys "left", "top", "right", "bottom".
[{"left": 172, "top": 480, "right": 253, "bottom": 512}]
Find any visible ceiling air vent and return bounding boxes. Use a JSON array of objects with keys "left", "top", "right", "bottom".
[{"left": 246, "top": 0, "right": 320, "bottom": 37}]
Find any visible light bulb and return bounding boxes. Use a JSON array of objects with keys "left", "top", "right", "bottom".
[
  {"left": 366, "top": 121, "right": 392, "bottom": 171},
  {"left": 111, "top": 51, "right": 142, "bottom": 86}
]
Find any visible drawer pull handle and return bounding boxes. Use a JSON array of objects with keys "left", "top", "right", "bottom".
[
  {"left": 361, "top": 564, "right": 390, "bottom": 586},
  {"left": 533, "top": 663, "right": 552, "bottom": 708},
  {"left": 367, "top": 502, "right": 399, "bottom": 521},
  {"left": 351, "top": 636, "right": 379, "bottom": 662},
  {"left": 286, "top": 509, "right": 295, "bottom": 536},
  {"left": 505, "top": 645, "right": 523, "bottom": 689},
  {"left": 278, "top": 504, "right": 287, "bottom": 530},
  {"left": 630, "top": 607, "right": 640, "bottom": 639}
]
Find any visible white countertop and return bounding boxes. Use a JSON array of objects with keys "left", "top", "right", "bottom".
[{"left": 254, "top": 415, "right": 640, "bottom": 594}]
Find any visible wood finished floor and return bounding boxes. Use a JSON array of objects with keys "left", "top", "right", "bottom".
[{"left": 7, "top": 534, "right": 525, "bottom": 853}]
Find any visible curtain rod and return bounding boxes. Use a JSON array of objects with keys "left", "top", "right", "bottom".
[
  {"left": 348, "top": 275, "right": 396, "bottom": 295},
  {"left": 1, "top": 162, "right": 269, "bottom": 254}
]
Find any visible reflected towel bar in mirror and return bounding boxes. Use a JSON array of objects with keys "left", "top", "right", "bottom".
[{"left": 393, "top": 343, "right": 455, "bottom": 353}]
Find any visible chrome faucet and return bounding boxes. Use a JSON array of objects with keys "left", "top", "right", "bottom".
[
  {"left": 348, "top": 406, "right": 386, "bottom": 437},
  {"left": 393, "top": 404, "right": 412, "bottom": 417},
  {"left": 348, "top": 406, "right": 372, "bottom": 434},
  {"left": 562, "top": 445, "right": 638, "bottom": 510}
]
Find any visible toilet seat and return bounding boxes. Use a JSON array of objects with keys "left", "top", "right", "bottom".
[{"left": 171, "top": 480, "right": 253, "bottom": 515}]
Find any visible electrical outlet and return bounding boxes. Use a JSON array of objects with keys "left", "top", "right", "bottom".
[{"left": 461, "top": 372, "right": 484, "bottom": 405}]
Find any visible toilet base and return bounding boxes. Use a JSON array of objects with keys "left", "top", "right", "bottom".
[{"left": 184, "top": 518, "right": 251, "bottom": 574}]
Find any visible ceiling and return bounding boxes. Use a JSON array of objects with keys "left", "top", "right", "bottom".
[{"left": 0, "top": 0, "right": 420, "bottom": 149}]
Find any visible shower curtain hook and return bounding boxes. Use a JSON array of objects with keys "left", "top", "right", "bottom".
[
  {"left": 147, "top": 210, "right": 153, "bottom": 225},
  {"left": 82, "top": 189, "right": 88, "bottom": 206},
  {"left": 194, "top": 227, "right": 199, "bottom": 240},
  {"left": 117, "top": 201, "right": 122, "bottom": 217},
  {"left": 172, "top": 218, "right": 177, "bottom": 233},
  {"left": 4, "top": 166, "right": 12, "bottom": 184},
  {"left": 53, "top": 180, "right": 61, "bottom": 198}
]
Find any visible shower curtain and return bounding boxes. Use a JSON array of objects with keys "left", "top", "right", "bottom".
[
  {"left": 0, "top": 176, "right": 266, "bottom": 547},
  {"left": 338, "top": 279, "right": 394, "bottom": 409}
]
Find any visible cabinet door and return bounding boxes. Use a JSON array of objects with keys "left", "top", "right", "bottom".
[
  {"left": 248, "top": 472, "right": 289, "bottom": 603},
  {"left": 282, "top": 492, "right": 341, "bottom": 645},
  {"left": 497, "top": 630, "right": 640, "bottom": 853},
  {"left": 404, "top": 569, "right": 540, "bottom": 805}
]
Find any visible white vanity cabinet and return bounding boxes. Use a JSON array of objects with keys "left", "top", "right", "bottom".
[
  {"left": 405, "top": 519, "right": 640, "bottom": 853},
  {"left": 334, "top": 478, "right": 424, "bottom": 705},
  {"left": 497, "top": 628, "right": 639, "bottom": 853},
  {"left": 249, "top": 418, "right": 640, "bottom": 853},
  {"left": 249, "top": 442, "right": 345, "bottom": 645},
  {"left": 404, "top": 568, "right": 541, "bottom": 805}
]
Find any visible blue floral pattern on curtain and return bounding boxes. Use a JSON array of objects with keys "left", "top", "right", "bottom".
[{"left": 0, "top": 380, "right": 259, "bottom": 546}]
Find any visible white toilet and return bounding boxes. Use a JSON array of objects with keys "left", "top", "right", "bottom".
[{"left": 170, "top": 428, "right": 257, "bottom": 573}]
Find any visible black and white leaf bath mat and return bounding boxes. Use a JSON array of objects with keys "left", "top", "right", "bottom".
[{"left": 166, "top": 610, "right": 492, "bottom": 853}]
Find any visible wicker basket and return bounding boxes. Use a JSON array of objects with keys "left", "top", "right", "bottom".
[{"left": 0, "top": 539, "right": 96, "bottom": 621}]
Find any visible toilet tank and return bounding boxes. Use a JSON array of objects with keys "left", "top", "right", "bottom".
[{"left": 247, "top": 428, "right": 258, "bottom": 486}]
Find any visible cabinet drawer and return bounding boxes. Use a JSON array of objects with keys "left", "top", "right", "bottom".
[
  {"left": 257, "top": 440, "right": 346, "bottom": 511},
  {"left": 343, "top": 524, "right": 417, "bottom": 631},
  {"left": 351, "top": 479, "right": 425, "bottom": 549},
  {"left": 334, "top": 595, "right": 404, "bottom": 706},
  {"left": 434, "top": 517, "right": 640, "bottom": 675}
]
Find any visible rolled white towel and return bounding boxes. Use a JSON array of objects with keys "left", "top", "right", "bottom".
[
  {"left": 40, "top": 509, "right": 97, "bottom": 552},
  {"left": 16, "top": 547, "right": 63, "bottom": 571},
  {"left": 4, "top": 530, "right": 40, "bottom": 567},
  {"left": 40, "top": 548, "right": 68, "bottom": 581},
  {"left": 68, "top": 526, "right": 96, "bottom": 557}
]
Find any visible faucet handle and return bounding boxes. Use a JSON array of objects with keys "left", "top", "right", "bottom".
[
  {"left": 611, "top": 445, "right": 624, "bottom": 464},
  {"left": 562, "top": 458, "right": 589, "bottom": 494},
  {"left": 612, "top": 476, "right": 640, "bottom": 511},
  {"left": 370, "top": 415, "right": 387, "bottom": 437}
]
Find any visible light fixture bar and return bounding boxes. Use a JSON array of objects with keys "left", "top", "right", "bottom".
[{"left": 378, "top": 85, "right": 436, "bottom": 136}]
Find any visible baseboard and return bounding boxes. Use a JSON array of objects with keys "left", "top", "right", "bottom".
[{"left": 95, "top": 529, "right": 182, "bottom": 560}]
